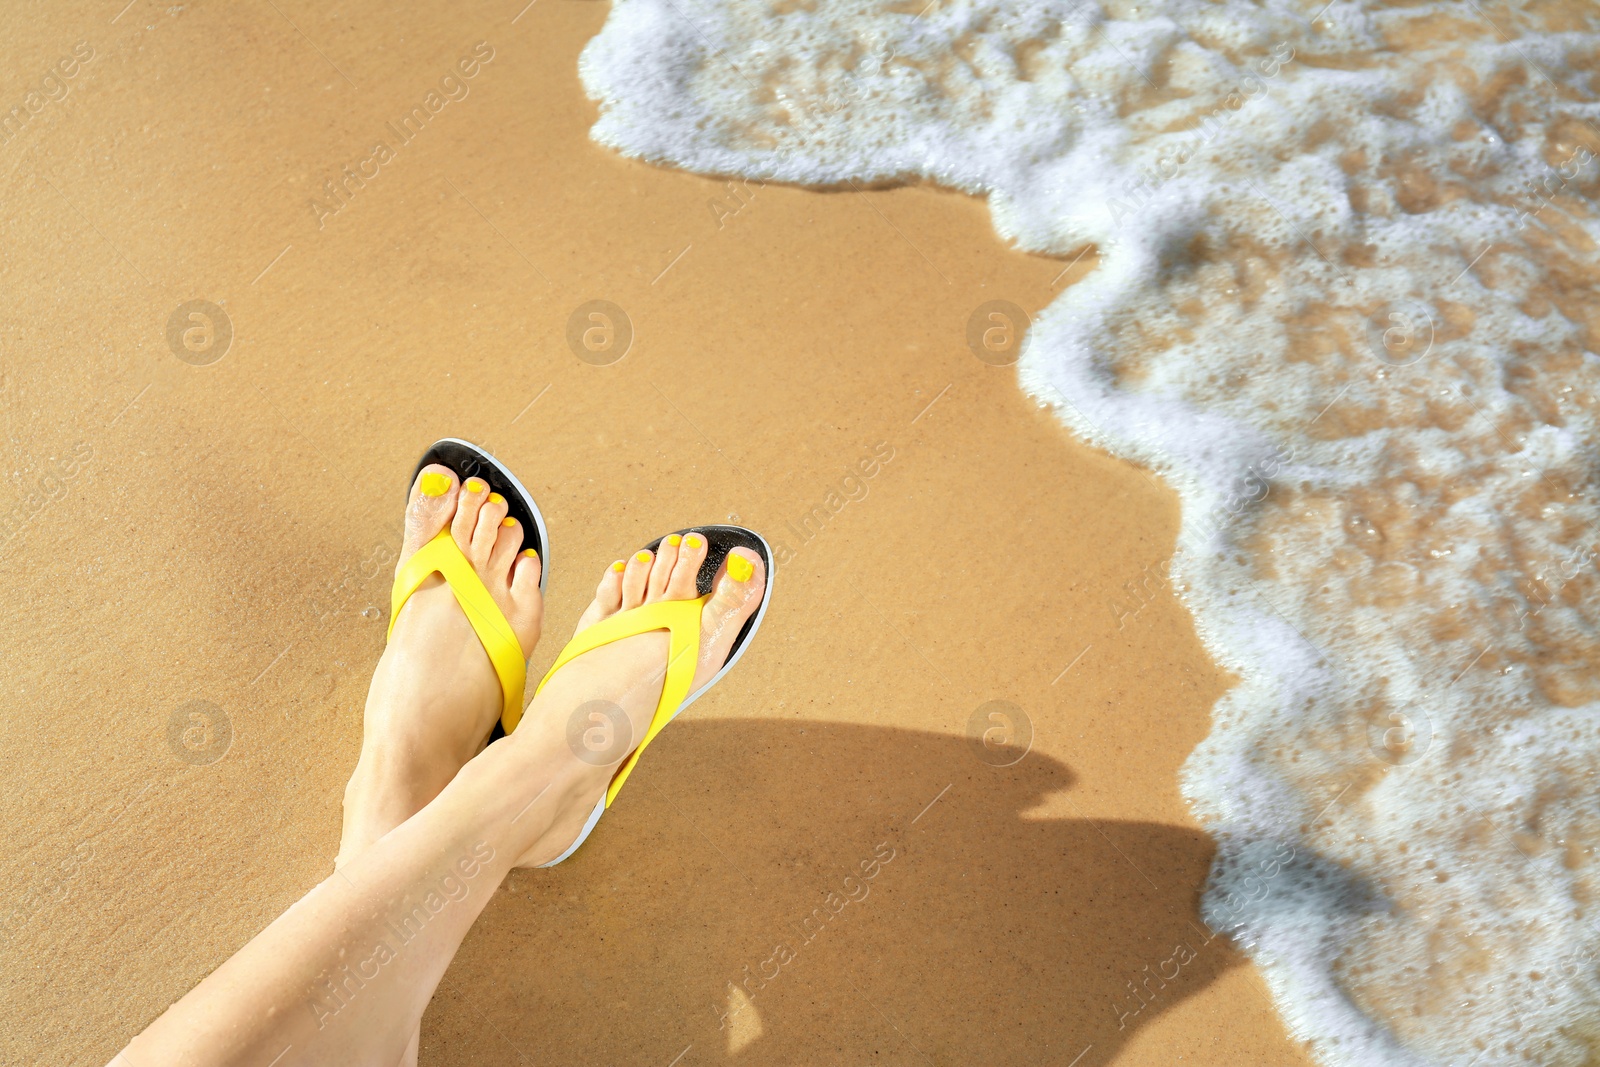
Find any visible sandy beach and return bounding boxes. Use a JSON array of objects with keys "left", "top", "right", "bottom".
[{"left": 0, "top": 2, "right": 1317, "bottom": 1063}]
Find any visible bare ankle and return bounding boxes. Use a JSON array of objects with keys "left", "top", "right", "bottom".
[{"left": 459, "top": 719, "right": 617, "bottom": 867}]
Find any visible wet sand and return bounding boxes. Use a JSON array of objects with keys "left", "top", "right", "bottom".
[{"left": 0, "top": 2, "right": 1314, "bottom": 1064}]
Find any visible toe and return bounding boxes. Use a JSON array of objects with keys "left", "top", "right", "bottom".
[
  {"left": 512, "top": 548, "right": 543, "bottom": 601},
  {"left": 666, "top": 532, "right": 708, "bottom": 599},
  {"left": 696, "top": 548, "right": 765, "bottom": 681},
  {"left": 470, "top": 492, "right": 510, "bottom": 567},
  {"left": 488, "top": 515, "right": 525, "bottom": 580},
  {"left": 594, "top": 560, "right": 625, "bottom": 615},
  {"left": 507, "top": 547, "right": 544, "bottom": 653},
  {"left": 452, "top": 477, "right": 490, "bottom": 556},
  {"left": 647, "top": 535, "right": 681, "bottom": 601},
  {"left": 621, "top": 549, "right": 653, "bottom": 609},
  {"left": 400, "top": 465, "right": 459, "bottom": 564},
  {"left": 712, "top": 548, "right": 764, "bottom": 616}
]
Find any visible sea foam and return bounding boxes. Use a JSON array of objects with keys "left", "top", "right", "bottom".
[{"left": 579, "top": 1, "right": 1600, "bottom": 1062}]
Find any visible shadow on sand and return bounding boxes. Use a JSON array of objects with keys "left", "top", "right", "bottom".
[{"left": 429, "top": 719, "right": 1246, "bottom": 1066}]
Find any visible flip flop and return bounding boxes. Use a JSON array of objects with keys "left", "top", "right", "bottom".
[
  {"left": 388, "top": 438, "right": 549, "bottom": 727},
  {"left": 510, "top": 525, "right": 774, "bottom": 866}
]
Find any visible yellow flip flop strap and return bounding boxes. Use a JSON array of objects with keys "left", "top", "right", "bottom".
[
  {"left": 389, "top": 529, "right": 527, "bottom": 724},
  {"left": 527, "top": 594, "right": 708, "bottom": 806}
]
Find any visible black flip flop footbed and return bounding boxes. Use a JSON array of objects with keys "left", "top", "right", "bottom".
[
  {"left": 410, "top": 438, "right": 547, "bottom": 585},
  {"left": 642, "top": 524, "right": 772, "bottom": 667}
]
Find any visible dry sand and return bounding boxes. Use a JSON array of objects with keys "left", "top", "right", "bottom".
[{"left": 0, "top": 2, "right": 1316, "bottom": 1064}]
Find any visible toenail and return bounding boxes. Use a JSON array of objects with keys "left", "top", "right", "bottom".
[
  {"left": 634, "top": 550, "right": 652, "bottom": 563},
  {"left": 489, "top": 492, "right": 506, "bottom": 505},
  {"left": 726, "top": 553, "right": 755, "bottom": 582},
  {"left": 502, "top": 517, "right": 517, "bottom": 527},
  {"left": 611, "top": 561, "right": 626, "bottom": 573},
  {"left": 464, "top": 478, "right": 487, "bottom": 494},
  {"left": 523, "top": 548, "right": 538, "bottom": 559},
  {"left": 419, "top": 472, "right": 451, "bottom": 497},
  {"left": 666, "top": 534, "right": 682, "bottom": 547},
  {"left": 685, "top": 534, "right": 703, "bottom": 549}
]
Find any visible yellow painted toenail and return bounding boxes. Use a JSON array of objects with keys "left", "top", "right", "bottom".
[
  {"left": 419, "top": 472, "right": 451, "bottom": 497},
  {"left": 489, "top": 492, "right": 506, "bottom": 505},
  {"left": 502, "top": 517, "right": 517, "bottom": 527},
  {"left": 667, "top": 534, "right": 682, "bottom": 547},
  {"left": 726, "top": 553, "right": 755, "bottom": 582},
  {"left": 685, "top": 534, "right": 704, "bottom": 549},
  {"left": 464, "top": 478, "right": 487, "bottom": 494},
  {"left": 523, "top": 548, "right": 538, "bottom": 559},
  {"left": 611, "top": 560, "right": 626, "bottom": 573},
  {"left": 635, "top": 550, "right": 652, "bottom": 563}
]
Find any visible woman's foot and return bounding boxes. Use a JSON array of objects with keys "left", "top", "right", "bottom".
[
  {"left": 337, "top": 464, "right": 544, "bottom": 869},
  {"left": 505, "top": 532, "right": 766, "bottom": 867}
]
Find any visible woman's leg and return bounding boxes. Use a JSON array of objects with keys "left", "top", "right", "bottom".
[
  {"left": 335, "top": 464, "right": 544, "bottom": 1066},
  {"left": 111, "top": 722, "right": 596, "bottom": 1067},
  {"left": 339, "top": 461, "right": 544, "bottom": 870},
  {"left": 110, "top": 537, "right": 766, "bottom": 1067}
]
